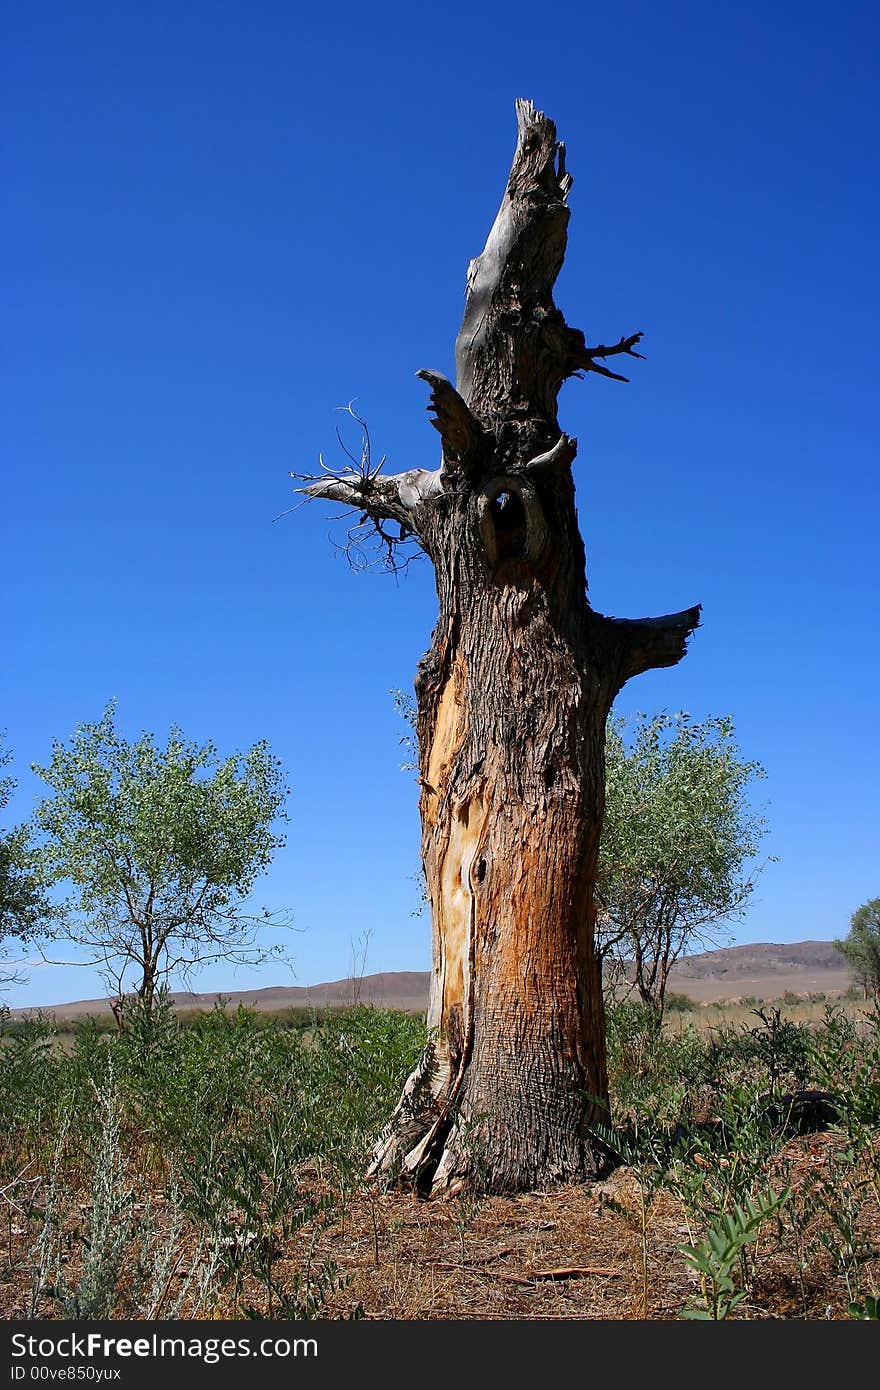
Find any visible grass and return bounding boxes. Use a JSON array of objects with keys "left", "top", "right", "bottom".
[{"left": 0, "top": 992, "right": 877, "bottom": 1320}]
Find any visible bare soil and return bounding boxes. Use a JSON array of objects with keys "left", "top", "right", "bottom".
[{"left": 2, "top": 1130, "right": 876, "bottom": 1322}]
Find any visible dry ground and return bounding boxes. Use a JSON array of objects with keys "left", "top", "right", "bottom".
[
  {"left": 2, "top": 1130, "right": 876, "bottom": 1322},
  {"left": 311, "top": 1131, "right": 879, "bottom": 1320}
]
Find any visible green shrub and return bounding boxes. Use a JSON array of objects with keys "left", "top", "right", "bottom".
[{"left": 665, "top": 992, "right": 698, "bottom": 1013}]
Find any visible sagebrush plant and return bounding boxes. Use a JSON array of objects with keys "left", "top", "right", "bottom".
[
  {"left": 2, "top": 1001, "right": 423, "bottom": 1319},
  {"left": 27, "top": 1063, "right": 224, "bottom": 1320}
]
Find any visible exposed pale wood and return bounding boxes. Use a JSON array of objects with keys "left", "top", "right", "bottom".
[
  {"left": 515, "top": 433, "right": 578, "bottom": 475},
  {"left": 300, "top": 469, "right": 439, "bottom": 524}
]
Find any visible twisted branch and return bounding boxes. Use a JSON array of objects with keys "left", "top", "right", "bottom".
[
  {"left": 570, "top": 332, "right": 646, "bottom": 383},
  {"left": 288, "top": 405, "right": 438, "bottom": 573}
]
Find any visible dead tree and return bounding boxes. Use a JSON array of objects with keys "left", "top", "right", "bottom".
[{"left": 296, "top": 100, "right": 700, "bottom": 1193}]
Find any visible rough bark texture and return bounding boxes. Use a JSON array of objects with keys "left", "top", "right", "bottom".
[{"left": 303, "top": 101, "right": 699, "bottom": 1194}]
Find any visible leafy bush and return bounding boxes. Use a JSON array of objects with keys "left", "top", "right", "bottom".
[{"left": 665, "top": 991, "right": 698, "bottom": 1013}]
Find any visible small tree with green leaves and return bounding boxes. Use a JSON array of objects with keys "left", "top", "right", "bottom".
[
  {"left": 596, "top": 712, "right": 768, "bottom": 1014},
  {"left": 31, "top": 704, "right": 289, "bottom": 1018},
  {"left": 835, "top": 898, "right": 880, "bottom": 1001},
  {"left": 0, "top": 734, "right": 54, "bottom": 994}
]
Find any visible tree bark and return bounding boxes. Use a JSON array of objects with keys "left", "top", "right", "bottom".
[{"left": 304, "top": 100, "right": 699, "bottom": 1194}]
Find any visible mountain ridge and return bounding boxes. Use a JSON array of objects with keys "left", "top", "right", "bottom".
[{"left": 11, "top": 940, "right": 852, "bottom": 1020}]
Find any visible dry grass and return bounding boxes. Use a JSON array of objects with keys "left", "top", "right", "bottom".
[
  {"left": 2, "top": 1130, "right": 876, "bottom": 1322},
  {"left": 668, "top": 995, "right": 865, "bottom": 1034}
]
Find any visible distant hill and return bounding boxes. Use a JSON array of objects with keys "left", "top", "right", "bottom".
[
  {"left": 10, "top": 941, "right": 854, "bottom": 1022},
  {"left": 11, "top": 971, "right": 432, "bottom": 1022},
  {"left": 651, "top": 939, "right": 850, "bottom": 1003}
]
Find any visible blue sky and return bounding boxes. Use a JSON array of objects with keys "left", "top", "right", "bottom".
[{"left": 3, "top": 1, "right": 878, "bottom": 1007}]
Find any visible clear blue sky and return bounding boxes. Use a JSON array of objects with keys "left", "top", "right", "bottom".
[{"left": 3, "top": 1, "right": 878, "bottom": 1007}]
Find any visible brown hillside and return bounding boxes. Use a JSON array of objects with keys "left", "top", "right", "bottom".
[{"left": 11, "top": 941, "right": 854, "bottom": 1022}]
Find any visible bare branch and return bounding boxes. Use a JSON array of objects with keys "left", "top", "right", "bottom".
[
  {"left": 292, "top": 405, "right": 412, "bottom": 523},
  {"left": 297, "top": 468, "right": 442, "bottom": 516},
  {"left": 568, "top": 331, "right": 645, "bottom": 384},
  {"left": 605, "top": 604, "right": 703, "bottom": 686},
  {"left": 289, "top": 408, "right": 437, "bottom": 574},
  {"left": 297, "top": 472, "right": 401, "bottom": 513}
]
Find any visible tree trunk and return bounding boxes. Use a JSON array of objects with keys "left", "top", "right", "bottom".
[{"left": 303, "top": 100, "right": 699, "bottom": 1194}]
